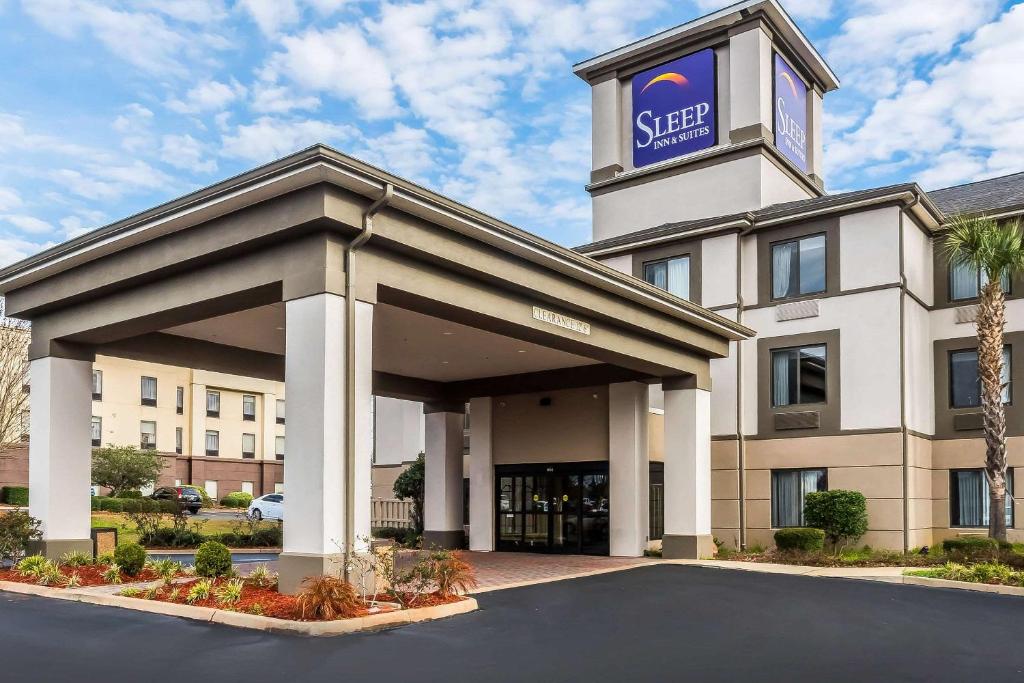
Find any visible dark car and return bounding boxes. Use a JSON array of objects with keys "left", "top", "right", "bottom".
[{"left": 150, "top": 486, "right": 203, "bottom": 514}]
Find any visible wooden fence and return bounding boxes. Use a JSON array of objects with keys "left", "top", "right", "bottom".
[{"left": 372, "top": 498, "right": 413, "bottom": 529}]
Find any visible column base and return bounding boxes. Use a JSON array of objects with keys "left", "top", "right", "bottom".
[
  {"left": 277, "top": 552, "right": 345, "bottom": 594},
  {"left": 662, "top": 534, "right": 716, "bottom": 559},
  {"left": 422, "top": 530, "right": 466, "bottom": 549},
  {"left": 27, "top": 538, "right": 93, "bottom": 560}
]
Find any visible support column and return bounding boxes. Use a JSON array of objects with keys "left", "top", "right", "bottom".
[
  {"left": 662, "top": 379, "right": 714, "bottom": 559},
  {"left": 278, "top": 293, "right": 347, "bottom": 592},
  {"left": 468, "top": 397, "right": 494, "bottom": 552},
  {"left": 190, "top": 383, "right": 206, "bottom": 457},
  {"left": 28, "top": 356, "right": 94, "bottom": 558},
  {"left": 351, "top": 301, "right": 374, "bottom": 555},
  {"left": 609, "top": 382, "right": 649, "bottom": 557},
  {"left": 423, "top": 402, "right": 465, "bottom": 549}
]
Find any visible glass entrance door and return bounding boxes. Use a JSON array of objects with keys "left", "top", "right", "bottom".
[{"left": 495, "top": 463, "right": 609, "bottom": 555}]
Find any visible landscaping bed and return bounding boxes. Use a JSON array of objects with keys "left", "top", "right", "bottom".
[
  {"left": 905, "top": 561, "right": 1024, "bottom": 587},
  {"left": 0, "top": 563, "right": 161, "bottom": 587}
]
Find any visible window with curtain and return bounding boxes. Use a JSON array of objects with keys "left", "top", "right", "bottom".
[
  {"left": 140, "top": 421, "right": 156, "bottom": 450},
  {"left": 175, "top": 427, "right": 182, "bottom": 454},
  {"left": 205, "top": 430, "right": 219, "bottom": 457},
  {"left": 275, "top": 435, "right": 285, "bottom": 460},
  {"left": 771, "top": 344, "right": 827, "bottom": 407},
  {"left": 771, "top": 234, "right": 826, "bottom": 300},
  {"left": 91, "top": 416, "right": 102, "bottom": 447},
  {"left": 242, "top": 395, "right": 256, "bottom": 421},
  {"left": 644, "top": 255, "right": 691, "bottom": 300},
  {"left": 276, "top": 399, "right": 286, "bottom": 425},
  {"left": 950, "top": 469, "right": 1014, "bottom": 527},
  {"left": 950, "top": 261, "right": 1011, "bottom": 301},
  {"left": 206, "top": 390, "right": 221, "bottom": 417},
  {"left": 242, "top": 433, "right": 256, "bottom": 458},
  {"left": 950, "top": 347, "right": 1011, "bottom": 408},
  {"left": 141, "top": 376, "right": 157, "bottom": 406},
  {"left": 771, "top": 468, "right": 827, "bottom": 527},
  {"left": 176, "top": 386, "right": 184, "bottom": 415},
  {"left": 92, "top": 370, "right": 103, "bottom": 400}
]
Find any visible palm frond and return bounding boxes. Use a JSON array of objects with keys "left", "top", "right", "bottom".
[{"left": 942, "top": 214, "right": 1024, "bottom": 286}]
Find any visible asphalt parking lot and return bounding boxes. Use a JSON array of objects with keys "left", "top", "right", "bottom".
[{"left": 2, "top": 564, "right": 1022, "bottom": 682}]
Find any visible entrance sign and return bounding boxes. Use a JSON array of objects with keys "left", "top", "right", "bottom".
[
  {"left": 773, "top": 53, "right": 808, "bottom": 173},
  {"left": 631, "top": 48, "right": 716, "bottom": 169},
  {"left": 532, "top": 306, "right": 591, "bottom": 335}
]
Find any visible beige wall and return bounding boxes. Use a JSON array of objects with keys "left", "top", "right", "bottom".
[{"left": 492, "top": 386, "right": 609, "bottom": 464}]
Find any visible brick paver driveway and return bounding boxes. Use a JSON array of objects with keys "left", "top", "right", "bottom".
[{"left": 462, "top": 551, "right": 653, "bottom": 590}]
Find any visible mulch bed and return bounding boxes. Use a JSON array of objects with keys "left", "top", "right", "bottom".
[
  {"left": 717, "top": 550, "right": 943, "bottom": 568},
  {"left": 121, "top": 578, "right": 465, "bottom": 621},
  {"left": 0, "top": 565, "right": 161, "bottom": 587}
]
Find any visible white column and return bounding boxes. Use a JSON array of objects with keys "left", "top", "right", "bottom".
[
  {"left": 609, "top": 382, "right": 649, "bottom": 557},
  {"left": 591, "top": 78, "right": 622, "bottom": 173},
  {"left": 729, "top": 25, "right": 773, "bottom": 138},
  {"left": 468, "top": 397, "right": 494, "bottom": 551},
  {"left": 190, "top": 383, "right": 206, "bottom": 456},
  {"left": 662, "top": 383, "right": 714, "bottom": 559},
  {"left": 261, "top": 392, "right": 276, "bottom": 463},
  {"left": 352, "top": 300, "right": 374, "bottom": 554},
  {"left": 280, "top": 293, "right": 346, "bottom": 585},
  {"left": 809, "top": 87, "right": 825, "bottom": 185},
  {"left": 423, "top": 406, "right": 465, "bottom": 548},
  {"left": 28, "top": 356, "right": 93, "bottom": 557}
]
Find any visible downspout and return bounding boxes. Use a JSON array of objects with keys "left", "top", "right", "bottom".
[
  {"left": 344, "top": 183, "right": 393, "bottom": 581},
  {"left": 736, "top": 223, "right": 754, "bottom": 549},
  {"left": 899, "top": 195, "right": 918, "bottom": 553}
]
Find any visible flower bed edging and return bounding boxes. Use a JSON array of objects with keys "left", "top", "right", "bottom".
[
  {"left": 900, "top": 574, "right": 1024, "bottom": 597},
  {"left": 0, "top": 580, "right": 478, "bottom": 635}
]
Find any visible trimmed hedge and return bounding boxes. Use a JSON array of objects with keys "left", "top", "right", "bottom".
[
  {"left": 219, "top": 492, "right": 254, "bottom": 508},
  {"left": 114, "top": 542, "right": 147, "bottom": 576},
  {"left": 96, "top": 497, "right": 124, "bottom": 513},
  {"left": 804, "top": 490, "right": 869, "bottom": 546},
  {"left": 114, "top": 490, "right": 143, "bottom": 499},
  {"left": 774, "top": 527, "right": 825, "bottom": 552},
  {"left": 195, "top": 541, "right": 233, "bottom": 577},
  {"left": 943, "top": 536, "right": 1000, "bottom": 561},
  {"left": 1, "top": 486, "right": 29, "bottom": 506}
]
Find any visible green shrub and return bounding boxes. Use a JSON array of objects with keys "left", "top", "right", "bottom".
[
  {"left": 194, "top": 541, "right": 232, "bottom": 577},
  {"left": 1, "top": 486, "right": 29, "bottom": 506},
  {"left": 0, "top": 511, "right": 42, "bottom": 564},
  {"left": 219, "top": 492, "right": 253, "bottom": 508},
  {"left": 804, "top": 490, "right": 869, "bottom": 547},
  {"left": 90, "top": 497, "right": 101, "bottom": 511},
  {"left": 97, "top": 498, "right": 124, "bottom": 513},
  {"left": 113, "top": 542, "right": 147, "bottom": 576},
  {"left": 115, "top": 490, "right": 143, "bottom": 499},
  {"left": 943, "top": 536, "right": 1000, "bottom": 562},
  {"left": 121, "top": 499, "right": 158, "bottom": 514},
  {"left": 774, "top": 527, "right": 825, "bottom": 552},
  {"left": 250, "top": 526, "right": 282, "bottom": 547},
  {"left": 373, "top": 526, "right": 412, "bottom": 541}
]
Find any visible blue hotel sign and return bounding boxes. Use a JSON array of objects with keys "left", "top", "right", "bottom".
[
  {"left": 773, "top": 53, "right": 808, "bottom": 173},
  {"left": 631, "top": 49, "right": 716, "bottom": 169}
]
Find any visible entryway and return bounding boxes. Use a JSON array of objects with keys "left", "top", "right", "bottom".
[{"left": 495, "top": 463, "right": 609, "bottom": 555}]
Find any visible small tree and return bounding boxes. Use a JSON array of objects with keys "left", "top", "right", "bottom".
[
  {"left": 91, "top": 445, "right": 163, "bottom": 497},
  {"left": 0, "top": 303, "right": 29, "bottom": 456},
  {"left": 803, "top": 490, "right": 868, "bottom": 550},
  {"left": 393, "top": 452, "right": 425, "bottom": 534}
]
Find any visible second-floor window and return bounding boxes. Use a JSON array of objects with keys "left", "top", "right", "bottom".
[
  {"left": 275, "top": 435, "right": 285, "bottom": 461},
  {"left": 92, "top": 369, "right": 103, "bottom": 401},
  {"left": 276, "top": 399, "right": 286, "bottom": 425},
  {"left": 771, "top": 344, "right": 827, "bottom": 407},
  {"left": 950, "top": 347, "right": 1011, "bottom": 408},
  {"left": 206, "top": 390, "right": 220, "bottom": 418},
  {"left": 242, "top": 395, "right": 256, "bottom": 421},
  {"left": 950, "top": 261, "right": 1011, "bottom": 302},
  {"left": 91, "top": 416, "right": 101, "bottom": 447},
  {"left": 176, "top": 386, "right": 184, "bottom": 415},
  {"left": 205, "top": 430, "right": 219, "bottom": 457},
  {"left": 771, "top": 233, "right": 825, "bottom": 300},
  {"left": 242, "top": 432, "right": 256, "bottom": 459},
  {"left": 140, "top": 420, "right": 156, "bottom": 450},
  {"left": 643, "top": 255, "right": 690, "bottom": 300},
  {"left": 141, "top": 376, "right": 157, "bottom": 407}
]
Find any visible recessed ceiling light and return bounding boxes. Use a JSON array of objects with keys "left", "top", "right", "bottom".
[
  {"left": 441, "top": 360, "right": 449, "bottom": 364},
  {"left": 517, "top": 350, "right": 526, "bottom": 353},
  {"left": 275, "top": 326, "right": 284, "bottom": 331},
  {"left": 442, "top": 331, "right": 454, "bottom": 336}
]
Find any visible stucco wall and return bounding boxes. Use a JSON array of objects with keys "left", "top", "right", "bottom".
[{"left": 492, "top": 386, "right": 609, "bottom": 464}]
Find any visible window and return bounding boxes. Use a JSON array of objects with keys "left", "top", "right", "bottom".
[
  {"left": 90, "top": 416, "right": 101, "bottom": 447},
  {"left": 241, "top": 481, "right": 254, "bottom": 496},
  {"left": 950, "top": 469, "right": 1014, "bottom": 528},
  {"left": 771, "top": 468, "right": 827, "bottom": 527},
  {"left": 175, "top": 427, "right": 183, "bottom": 455},
  {"left": 771, "top": 234, "right": 826, "bottom": 300},
  {"left": 275, "top": 435, "right": 285, "bottom": 461},
  {"left": 771, "top": 344, "right": 827, "bottom": 407},
  {"left": 950, "top": 347, "right": 1011, "bottom": 408},
  {"left": 206, "top": 390, "right": 220, "bottom": 418},
  {"left": 141, "top": 376, "right": 157, "bottom": 406},
  {"left": 92, "top": 370, "right": 103, "bottom": 401},
  {"left": 140, "top": 421, "right": 156, "bottom": 450},
  {"left": 242, "top": 395, "right": 256, "bottom": 421},
  {"left": 276, "top": 399, "right": 285, "bottom": 425},
  {"left": 242, "top": 433, "right": 256, "bottom": 459},
  {"left": 176, "top": 386, "right": 184, "bottom": 415},
  {"left": 950, "top": 261, "right": 1011, "bottom": 301},
  {"left": 644, "top": 255, "right": 690, "bottom": 300},
  {"left": 205, "top": 430, "right": 219, "bottom": 457}
]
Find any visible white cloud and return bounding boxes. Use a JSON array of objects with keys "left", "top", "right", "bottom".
[
  {"left": 220, "top": 116, "right": 357, "bottom": 162},
  {"left": 167, "top": 79, "right": 246, "bottom": 113},
  {"left": 238, "top": 0, "right": 300, "bottom": 36},
  {"left": 52, "top": 161, "right": 172, "bottom": 201},
  {"left": 1, "top": 214, "right": 52, "bottom": 234},
  {"left": 0, "top": 237, "right": 55, "bottom": 268},
  {"left": 0, "top": 187, "right": 21, "bottom": 212},
  {"left": 160, "top": 134, "right": 217, "bottom": 173},
  {"left": 693, "top": 0, "right": 832, "bottom": 21},
  {"left": 353, "top": 124, "right": 435, "bottom": 180},
  {"left": 137, "top": 0, "right": 228, "bottom": 24},
  {"left": 250, "top": 82, "right": 320, "bottom": 113},
  {"left": 113, "top": 103, "right": 155, "bottom": 152}
]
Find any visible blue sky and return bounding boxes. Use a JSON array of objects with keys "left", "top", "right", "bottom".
[{"left": 0, "top": 0, "right": 1021, "bottom": 265}]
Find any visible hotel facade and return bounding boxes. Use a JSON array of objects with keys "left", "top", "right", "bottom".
[{"left": 2, "top": 1, "right": 1023, "bottom": 590}]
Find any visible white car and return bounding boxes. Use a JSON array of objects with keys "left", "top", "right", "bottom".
[{"left": 247, "top": 493, "right": 283, "bottom": 521}]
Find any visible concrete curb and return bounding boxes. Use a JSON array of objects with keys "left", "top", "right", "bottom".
[
  {"left": 0, "top": 580, "right": 478, "bottom": 636},
  {"left": 898, "top": 575, "right": 1024, "bottom": 596}
]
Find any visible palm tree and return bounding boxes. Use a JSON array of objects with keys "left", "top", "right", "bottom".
[{"left": 943, "top": 215, "right": 1024, "bottom": 542}]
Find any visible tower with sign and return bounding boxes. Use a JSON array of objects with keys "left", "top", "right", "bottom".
[{"left": 574, "top": 0, "right": 838, "bottom": 241}]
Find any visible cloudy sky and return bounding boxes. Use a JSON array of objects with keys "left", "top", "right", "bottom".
[{"left": 0, "top": 0, "right": 1021, "bottom": 265}]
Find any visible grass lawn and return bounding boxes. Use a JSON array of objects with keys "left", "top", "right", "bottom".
[{"left": 91, "top": 512, "right": 275, "bottom": 547}]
